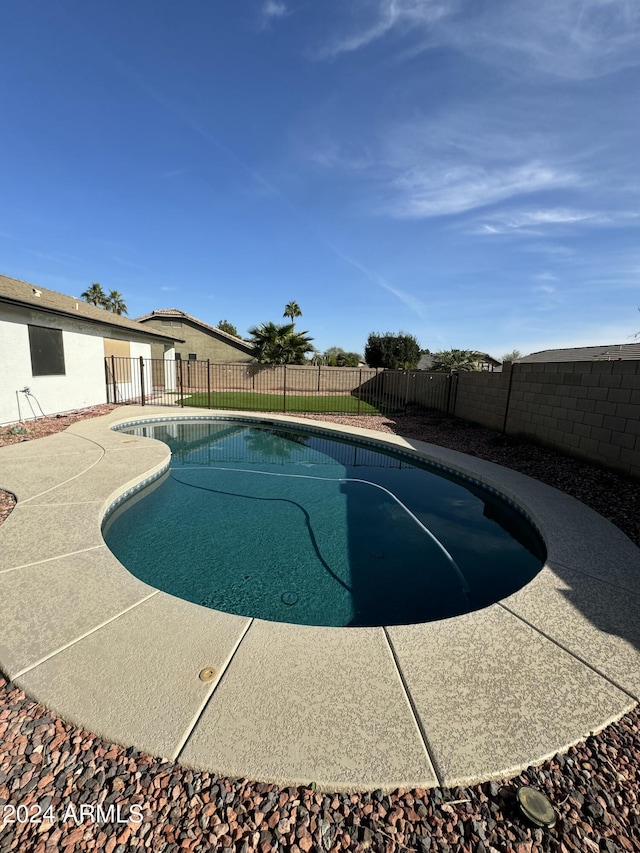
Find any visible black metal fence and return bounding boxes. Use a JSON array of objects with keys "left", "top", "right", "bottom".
[{"left": 104, "top": 357, "right": 458, "bottom": 416}]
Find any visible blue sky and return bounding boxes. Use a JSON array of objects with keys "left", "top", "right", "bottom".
[{"left": 2, "top": 1, "right": 640, "bottom": 359}]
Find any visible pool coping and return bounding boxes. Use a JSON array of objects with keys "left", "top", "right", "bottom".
[{"left": 1, "top": 405, "right": 639, "bottom": 792}]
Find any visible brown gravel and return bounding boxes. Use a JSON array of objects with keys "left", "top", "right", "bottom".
[{"left": 1, "top": 404, "right": 640, "bottom": 853}]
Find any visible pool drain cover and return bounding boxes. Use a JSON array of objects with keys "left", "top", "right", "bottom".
[
  {"left": 281, "top": 592, "right": 299, "bottom": 606},
  {"left": 517, "top": 787, "right": 556, "bottom": 828}
]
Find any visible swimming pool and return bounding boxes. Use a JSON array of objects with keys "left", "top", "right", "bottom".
[{"left": 103, "top": 418, "right": 546, "bottom": 627}]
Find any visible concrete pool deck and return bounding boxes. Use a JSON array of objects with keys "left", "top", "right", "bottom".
[{"left": 1, "top": 405, "right": 639, "bottom": 792}]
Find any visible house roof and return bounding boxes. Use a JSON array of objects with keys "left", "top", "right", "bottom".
[
  {"left": 478, "top": 352, "right": 502, "bottom": 366},
  {"left": 518, "top": 343, "right": 640, "bottom": 363},
  {"left": 135, "top": 308, "right": 254, "bottom": 354},
  {"left": 0, "top": 273, "right": 181, "bottom": 342}
]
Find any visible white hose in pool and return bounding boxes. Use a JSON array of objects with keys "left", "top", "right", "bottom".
[{"left": 170, "top": 464, "right": 471, "bottom": 601}]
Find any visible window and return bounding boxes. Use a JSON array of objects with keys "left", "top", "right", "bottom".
[
  {"left": 175, "top": 353, "right": 182, "bottom": 360},
  {"left": 29, "top": 326, "right": 65, "bottom": 376},
  {"left": 188, "top": 353, "right": 197, "bottom": 361}
]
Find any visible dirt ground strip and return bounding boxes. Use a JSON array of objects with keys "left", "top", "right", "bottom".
[{"left": 1, "top": 403, "right": 640, "bottom": 853}]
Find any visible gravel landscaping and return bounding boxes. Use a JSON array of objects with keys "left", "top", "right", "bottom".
[{"left": 1, "top": 403, "right": 640, "bottom": 853}]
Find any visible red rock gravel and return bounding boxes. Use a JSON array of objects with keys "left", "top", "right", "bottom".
[{"left": 1, "top": 404, "right": 640, "bottom": 853}]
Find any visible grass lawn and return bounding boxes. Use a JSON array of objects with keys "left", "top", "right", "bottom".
[{"left": 176, "top": 391, "right": 386, "bottom": 414}]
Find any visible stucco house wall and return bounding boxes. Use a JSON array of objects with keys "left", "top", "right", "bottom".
[
  {"left": 0, "top": 275, "right": 177, "bottom": 425},
  {"left": 137, "top": 311, "right": 254, "bottom": 364}
]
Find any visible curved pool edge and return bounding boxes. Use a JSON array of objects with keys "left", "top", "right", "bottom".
[{"left": 0, "top": 404, "right": 639, "bottom": 791}]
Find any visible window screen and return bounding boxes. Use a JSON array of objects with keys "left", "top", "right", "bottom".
[
  {"left": 28, "top": 326, "right": 65, "bottom": 376},
  {"left": 188, "top": 353, "right": 197, "bottom": 360}
]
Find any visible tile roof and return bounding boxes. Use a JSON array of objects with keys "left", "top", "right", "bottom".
[
  {"left": 135, "top": 308, "right": 254, "bottom": 353},
  {"left": 519, "top": 343, "right": 640, "bottom": 362},
  {"left": 0, "top": 273, "right": 181, "bottom": 342}
]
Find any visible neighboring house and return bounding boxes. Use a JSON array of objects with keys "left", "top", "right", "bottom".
[
  {"left": 518, "top": 343, "right": 640, "bottom": 363},
  {"left": 417, "top": 352, "right": 502, "bottom": 371},
  {"left": 475, "top": 352, "right": 502, "bottom": 371},
  {"left": 0, "top": 273, "right": 179, "bottom": 425},
  {"left": 135, "top": 309, "right": 254, "bottom": 363}
]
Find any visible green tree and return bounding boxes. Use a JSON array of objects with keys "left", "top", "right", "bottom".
[
  {"left": 364, "top": 332, "right": 421, "bottom": 369},
  {"left": 323, "top": 347, "right": 361, "bottom": 367},
  {"left": 218, "top": 319, "right": 240, "bottom": 337},
  {"left": 430, "top": 349, "right": 481, "bottom": 371},
  {"left": 283, "top": 300, "right": 302, "bottom": 329},
  {"left": 247, "top": 321, "right": 314, "bottom": 364},
  {"left": 81, "top": 283, "right": 107, "bottom": 307},
  {"left": 105, "top": 290, "right": 128, "bottom": 315},
  {"left": 500, "top": 349, "right": 522, "bottom": 362}
]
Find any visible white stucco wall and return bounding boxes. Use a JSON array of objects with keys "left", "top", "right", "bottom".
[
  {"left": 0, "top": 306, "right": 155, "bottom": 425},
  {"left": 164, "top": 345, "right": 177, "bottom": 392}
]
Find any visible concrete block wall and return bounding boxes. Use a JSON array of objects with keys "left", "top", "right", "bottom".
[
  {"left": 183, "top": 364, "right": 380, "bottom": 393},
  {"left": 451, "top": 360, "right": 640, "bottom": 479},
  {"left": 453, "top": 365, "right": 512, "bottom": 431}
]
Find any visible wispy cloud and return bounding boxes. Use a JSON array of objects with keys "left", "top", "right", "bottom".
[
  {"left": 470, "top": 208, "right": 605, "bottom": 235},
  {"left": 316, "top": 0, "right": 640, "bottom": 79},
  {"left": 308, "top": 138, "right": 373, "bottom": 172},
  {"left": 384, "top": 163, "right": 578, "bottom": 219},
  {"left": 318, "top": 0, "right": 453, "bottom": 59},
  {"left": 112, "top": 256, "right": 146, "bottom": 271},
  {"left": 160, "top": 286, "right": 177, "bottom": 292},
  {"left": 520, "top": 242, "right": 576, "bottom": 258},
  {"left": 260, "top": 0, "right": 288, "bottom": 30},
  {"left": 470, "top": 207, "right": 640, "bottom": 235},
  {"left": 531, "top": 278, "right": 561, "bottom": 306},
  {"left": 451, "top": 0, "right": 640, "bottom": 80},
  {"left": 304, "top": 107, "right": 585, "bottom": 221},
  {"left": 532, "top": 272, "right": 560, "bottom": 283}
]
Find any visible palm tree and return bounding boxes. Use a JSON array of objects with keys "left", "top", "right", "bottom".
[
  {"left": 430, "top": 349, "right": 481, "bottom": 372},
  {"left": 105, "top": 290, "right": 128, "bottom": 315},
  {"left": 283, "top": 300, "right": 302, "bottom": 329},
  {"left": 80, "top": 283, "right": 107, "bottom": 307},
  {"left": 247, "top": 321, "right": 314, "bottom": 364}
]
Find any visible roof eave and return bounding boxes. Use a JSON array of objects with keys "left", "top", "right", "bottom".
[{"left": 0, "top": 295, "right": 184, "bottom": 343}]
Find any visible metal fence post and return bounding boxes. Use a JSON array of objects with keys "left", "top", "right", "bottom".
[
  {"left": 110, "top": 355, "right": 117, "bottom": 404},
  {"left": 502, "top": 362, "right": 515, "bottom": 434},
  {"left": 139, "top": 356, "right": 146, "bottom": 406},
  {"left": 357, "top": 368, "right": 362, "bottom": 415},
  {"left": 283, "top": 364, "right": 287, "bottom": 413},
  {"left": 207, "top": 360, "right": 211, "bottom": 410},
  {"left": 447, "top": 372, "right": 459, "bottom": 416},
  {"left": 179, "top": 359, "right": 184, "bottom": 407}
]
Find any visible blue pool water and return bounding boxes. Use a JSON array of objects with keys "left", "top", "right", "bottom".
[{"left": 103, "top": 419, "right": 546, "bottom": 627}]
